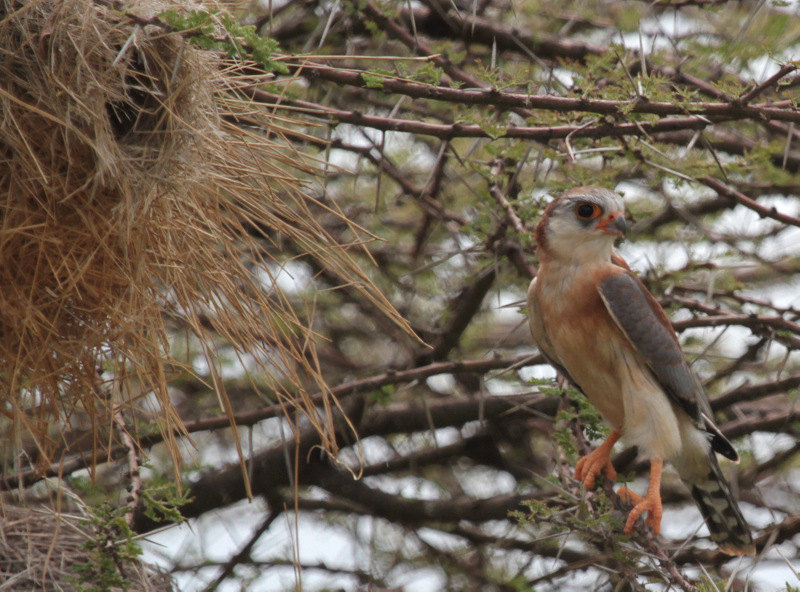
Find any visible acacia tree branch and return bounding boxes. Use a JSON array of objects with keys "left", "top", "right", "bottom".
[
  {"left": 698, "top": 176, "right": 800, "bottom": 227},
  {"left": 722, "top": 408, "right": 800, "bottom": 441},
  {"left": 361, "top": 0, "right": 495, "bottom": 93},
  {"left": 0, "top": 354, "right": 542, "bottom": 491},
  {"left": 279, "top": 58, "right": 800, "bottom": 123},
  {"left": 113, "top": 407, "right": 142, "bottom": 529},
  {"left": 250, "top": 85, "right": 718, "bottom": 140},
  {"left": 129, "top": 391, "right": 559, "bottom": 533},
  {"left": 738, "top": 64, "right": 799, "bottom": 105},
  {"left": 408, "top": 0, "right": 604, "bottom": 63},
  {"left": 712, "top": 375, "right": 800, "bottom": 410},
  {"left": 309, "top": 463, "right": 530, "bottom": 524},
  {"left": 673, "top": 514, "right": 800, "bottom": 565},
  {"left": 204, "top": 507, "right": 282, "bottom": 592}
]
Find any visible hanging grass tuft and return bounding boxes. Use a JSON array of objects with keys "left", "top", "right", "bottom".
[{"left": 0, "top": 0, "right": 407, "bottom": 486}]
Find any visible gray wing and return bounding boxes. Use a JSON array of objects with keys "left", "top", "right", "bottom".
[
  {"left": 597, "top": 271, "right": 737, "bottom": 461},
  {"left": 527, "top": 278, "right": 584, "bottom": 392}
]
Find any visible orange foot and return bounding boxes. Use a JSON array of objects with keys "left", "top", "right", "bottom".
[
  {"left": 574, "top": 430, "right": 621, "bottom": 489},
  {"left": 617, "top": 459, "right": 664, "bottom": 535}
]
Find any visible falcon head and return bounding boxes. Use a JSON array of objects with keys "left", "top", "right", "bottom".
[{"left": 535, "top": 186, "right": 627, "bottom": 264}]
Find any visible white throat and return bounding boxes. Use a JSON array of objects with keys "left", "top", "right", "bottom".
[{"left": 544, "top": 217, "right": 618, "bottom": 267}]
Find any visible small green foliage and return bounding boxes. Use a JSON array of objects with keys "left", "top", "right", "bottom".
[
  {"left": 362, "top": 71, "right": 388, "bottom": 89},
  {"left": 444, "top": 46, "right": 467, "bottom": 65},
  {"left": 507, "top": 509, "right": 526, "bottom": 523},
  {"left": 635, "top": 73, "right": 671, "bottom": 101},
  {"left": 69, "top": 475, "right": 106, "bottom": 505},
  {"left": 672, "top": 83, "right": 699, "bottom": 105},
  {"left": 69, "top": 504, "right": 142, "bottom": 592},
  {"left": 696, "top": 574, "right": 727, "bottom": 592},
  {"left": 709, "top": 75, "right": 749, "bottom": 99},
  {"left": 141, "top": 480, "right": 192, "bottom": 524},
  {"left": 566, "top": 386, "right": 608, "bottom": 441},
  {"left": 159, "top": 9, "right": 288, "bottom": 74},
  {"left": 521, "top": 498, "right": 558, "bottom": 520},
  {"left": 553, "top": 411, "right": 578, "bottom": 460},
  {"left": 510, "top": 499, "right": 568, "bottom": 534},
  {"left": 67, "top": 477, "right": 189, "bottom": 592},
  {"left": 474, "top": 61, "right": 503, "bottom": 88},
  {"left": 409, "top": 62, "right": 444, "bottom": 86},
  {"left": 360, "top": 61, "right": 443, "bottom": 91},
  {"left": 363, "top": 19, "right": 384, "bottom": 39},
  {"left": 527, "top": 378, "right": 564, "bottom": 398},
  {"left": 159, "top": 8, "right": 216, "bottom": 39},
  {"left": 506, "top": 575, "right": 537, "bottom": 592},
  {"left": 369, "top": 384, "right": 394, "bottom": 405},
  {"left": 570, "top": 50, "right": 621, "bottom": 100},
  {"left": 547, "top": 384, "right": 609, "bottom": 464},
  {"left": 566, "top": 487, "right": 617, "bottom": 531}
]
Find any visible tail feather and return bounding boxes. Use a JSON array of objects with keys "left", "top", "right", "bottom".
[
  {"left": 702, "top": 413, "right": 739, "bottom": 462},
  {"left": 686, "top": 453, "right": 755, "bottom": 556}
]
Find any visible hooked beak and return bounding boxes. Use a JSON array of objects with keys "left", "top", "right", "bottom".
[{"left": 597, "top": 211, "right": 627, "bottom": 237}]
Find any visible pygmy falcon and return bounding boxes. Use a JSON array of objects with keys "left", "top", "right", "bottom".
[{"left": 527, "top": 186, "right": 754, "bottom": 555}]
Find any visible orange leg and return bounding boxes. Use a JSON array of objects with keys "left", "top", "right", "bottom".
[
  {"left": 617, "top": 459, "right": 663, "bottom": 535},
  {"left": 574, "top": 430, "right": 621, "bottom": 489}
]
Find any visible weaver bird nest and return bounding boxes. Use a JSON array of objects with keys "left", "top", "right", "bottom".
[{"left": 0, "top": 0, "right": 392, "bottom": 480}]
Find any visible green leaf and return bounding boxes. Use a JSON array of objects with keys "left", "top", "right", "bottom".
[{"left": 362, "top": 71, "right": 388, "bottom": 90}]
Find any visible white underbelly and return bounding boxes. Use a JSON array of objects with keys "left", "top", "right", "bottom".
[
  {"left": 619, "top": 369, "right": 682, "bottom": 461},
  {"left": 563, "top": 339, "right": 683, "bottom": 461}
]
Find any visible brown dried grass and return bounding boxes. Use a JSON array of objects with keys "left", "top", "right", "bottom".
[
  {"left": 0, "top": 501, "right": 174, "bottom": 590},
  {"left": 0, "top": 0, "right": 406, "bottom": 484}
]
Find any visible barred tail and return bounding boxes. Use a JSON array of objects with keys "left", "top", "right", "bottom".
[{"left": 685, "top": 453, "right": 755, "bottom": 556}]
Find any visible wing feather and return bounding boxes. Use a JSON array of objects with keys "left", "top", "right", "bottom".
[
  {"left": 597, "top": 271, "right": 738, "bottom": 461},
  {"left": 597, "top": 271, "right": 700, "bottom": 415}
]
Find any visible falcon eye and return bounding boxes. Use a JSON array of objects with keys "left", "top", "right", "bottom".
[{"left": 575, "top": 202, "right": 601, "bottom": 220}]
